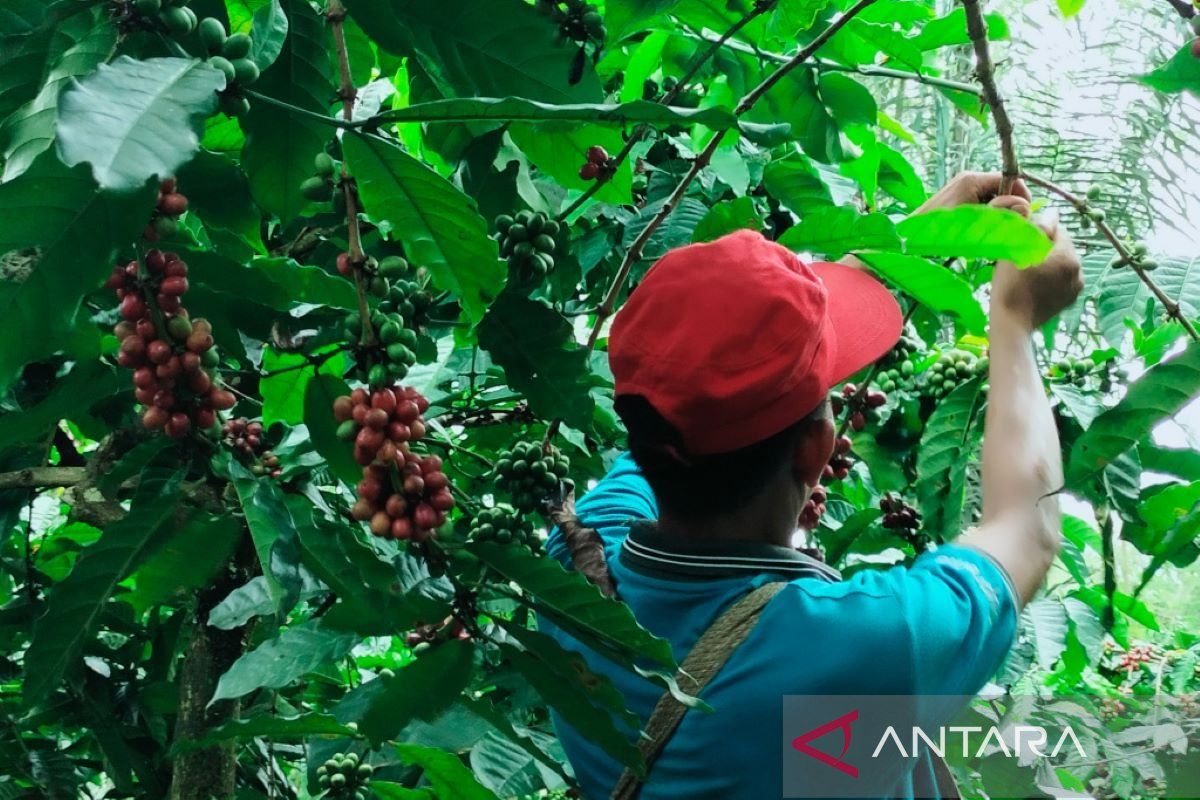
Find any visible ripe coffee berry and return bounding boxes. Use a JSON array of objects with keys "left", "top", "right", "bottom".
[
  {"left": 494, "top": 211, "right": 560, "bottom": 283},
  {"left": 493, "top": 440, "right": 569, "bottom": 514},
  {"left": 335, "top": 386, "right": 453, "bottom": 542},
  {"left": 108, "top": 247, "right": 230, "bottom": 438},
  {"left": 403, "top": 617, "right": 472, "bottom": 654},
  {"left": 142, "top": 177, "right": 188, "bottom": 242},
  {"left": 799, "top": 484, "right": 827, "bottom": 530},
  {"left": 823, "top": 435, "right": 853, "bottom": 481},
  {"left": 578, "top": 144, "right": 613, "bottom": 181},
  {"left": 222, "top": 417, "right": 281, "bottom": 477}
]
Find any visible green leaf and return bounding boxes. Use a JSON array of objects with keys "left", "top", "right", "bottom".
[
  {"left": 476, "top": 292, "right": 595, "bottom": 431},
  {"left": 468, "top": 729, "right": 567, "bottom": 797},
  {"left": 509, "top": 123, "right": 631, "bottom": 206},
  {"left": 1025, "top": 598, "right": 1069, "bottom": 669},
  {"left": 229, "top": 461, "right": 303, "bottom": 618},
  {"left": 499, "top": 641, "right": 642, "bottom": 769},
  {"left": 915, "top": 377, "right": 985, "bottom": 542},
  {"left": 356, "top": 640, "right": 474, "bottom": 745},
  {"left": 24, "top": 463, "right": 184, "bottom": 706},
  {"left": 914, "top": 8, "right": 1008, "bottom": 50},
  {"left": 749, "top": 68, "right": 841, "bottom": 164},
  {"left": 56, "top": 57, "right": 223, "bottom": 190},
  {"left": 172, "top": 713, "right": 353, "bottom": 753},
  {"left": 1068, "top": 341, "right": 1200, "bottom": 486},
  {"left": 1126, "top": 483, "right": 1200, "bottom": 587},
  {"left": 1141, "top": 44, "right": 1200, "bottom": 97},
  {"left": 0, "top": 7, "right": 116, "bottom": 181},
  {"left": 303, "top": 373, "right": 361, "bottom": 486},
  {"left": 208, "top": 576, "right": 274, "bottom": 630},
  {"left": 183, "top": 248, "right": 356, "bottom": 311},
  {"left": 1086, "top": 254, "right": 1200, "bottom": 348},
  {"left": 1054, "top": 0, "right": 1086, "bottom": 17},
  {"left": 819, "top": 73, "right": 877, "bottom": 127},
  {"left": 175, "top": 151, "right": 264, "bottom": 252},
  {"left": 249, "top": 0, "right": 289, "bottom": 70},
  {"left": 343, "top": 132, "right": 504, "bottom": 323},
  {"left": 241, "top": 0, "right": 335, "bottom": 224},
  {"left": 0, "top": 154, "right": 154, "bottom": 393},
  {"left": 856, "top": 252, "right": 987, "bottom": 334},
  {"left": 692, "top": 196, "right": 761, "bottom": 243},
  {"left": 378, "top": 96, "right": 759, "bottom": 130},
  {"left": 470, "top": 541, "right": 675, "bottom": 669},
  {"left": 345, "top": 0, "right": 602, "bottom": 104},
  {"left": 777, "top": 206, "right": 900, "bottom": 256},
  {"left": 211, "top": 619, "right": 358, "bottom": 703},
  {"left": 766, "top": 0, "right": 827, "bottom": 41},
  {"left": 393, "top": 742, "right": 498, "bottom": 800},
  {"left": 261, "top": 348, "right": 345, "bottom": 426},
  {"left": 897, "top": 206, "right": 1052, "bottom": 266},
  {"left": 1140, "top": 444, "right": 1200, "bottom": 483},
  {"left": 126, "top": 511, "right": 242, "bottom": 614},
  {"left": 0, "top": 359, "right": 124, "bottom": 450},
  {"left": 762, "top": 154, "right": 835, "bottom": 214}
]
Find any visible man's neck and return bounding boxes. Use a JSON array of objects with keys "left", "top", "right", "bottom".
[{"left": 657, "top": 500, "right": 799, "bottom": 549}]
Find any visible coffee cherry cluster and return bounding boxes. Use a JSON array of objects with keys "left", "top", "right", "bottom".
[
  {"left": 221, "top": 418, "right": 281, "bottom": 477},
  {"left": 493, "top": 441, "right": 569, "bottom": 514},
  {"left": 823, "top": 435, "right": 853, "bottom": 481},
  {"left": 494, "top": 211, "right": 561, "bottom": 284},
  {"left": 1108, "top": 241, "right": 1159, "bottom": 272},
  {"left": 404, "top": 618, "right": 472, "bottom": 656},
  {"left": 142, "top": 178, "right": 188, "bottom": 242},
  {"left": 872, "top": 332, "right": 924, "bottom": 393},
  {"left": 336, "top": 387, "right": 454, "bottom": 542},
  {"left": 1118, "top": 644, "right": 1155, "bottom": 673},
  {"left": 880, "top": 493, "right": 921, "bottom": 532},
  {"left": 198, "top": 19, "right": 258, "bottom": 117},
  {"left": 315, "top": 751, "right": 372, "bottom": 799},
  {"left": 642, "top": 76, "right": 704, "bottom": 107},
  {"left": 535, "top": 0, "right": 606, "bottom": 45},
  {"left": 108, "top": 250, "right": 235, "bottom": 437},
  {"left": 799, "top": 484, "right": 827, "bottom": 530},
  {"left": 832, "top": 384, "right": 887, "bottom": 432},
  {"left": 300, "top": 152, "right": 351, "bottom": 213},
  {"left": 919, "top": 350, "right": 985, "bottom": 399},
  {"left": 127, "top": 0, "right": 198, "bottom": 36},
  {"left": 578, "top": 145, "right": 613, "bottom": 181},
  {"left": 338, "top": 256, "right": 431, "bottom": 387},
  {"left": 469, "top": 505, "right": 543, "bottom": 554},
  {"left": 1048, "top": 355, "right": 1111, "bottom": 391},
  {"left": 1097, "top": 697, "right": 1126, "bottom": 722}
]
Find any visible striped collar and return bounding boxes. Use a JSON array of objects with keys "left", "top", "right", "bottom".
[{"left": 619, "top": 521, "right": 841, "bottom": 583}]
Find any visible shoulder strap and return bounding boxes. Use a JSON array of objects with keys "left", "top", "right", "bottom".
[{"left": 610, "top": 582, "right": 787, "bottom": 800}]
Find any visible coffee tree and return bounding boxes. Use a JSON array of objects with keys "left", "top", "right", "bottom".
[{"left": 2, "top": 0, "right": 1200, "bottom": 797}]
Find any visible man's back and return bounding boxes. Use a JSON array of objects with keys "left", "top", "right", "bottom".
[{"left": 541, "top": 454, "right": 1018, "bottom": 800}]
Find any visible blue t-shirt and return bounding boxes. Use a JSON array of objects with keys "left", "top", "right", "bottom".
[{"left": 540, "top": 453, "right": 1018, "bottom": 800}]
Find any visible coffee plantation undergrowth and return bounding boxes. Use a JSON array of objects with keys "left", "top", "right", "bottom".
[{"left": 2, "top": 0, "right": 1200, "bottom": 798}]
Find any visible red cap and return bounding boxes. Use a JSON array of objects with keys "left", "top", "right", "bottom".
[{"left": 609, "top": 229, "right": 902, "bottom": 455}]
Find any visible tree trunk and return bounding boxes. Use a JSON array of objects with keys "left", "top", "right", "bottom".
[{"left": 168, "top": 537, "right": 255, "bottom": 800}]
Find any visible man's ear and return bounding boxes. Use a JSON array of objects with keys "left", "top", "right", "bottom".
[{"left": 792, "top": 417, "right": 835, "bottom": 489}]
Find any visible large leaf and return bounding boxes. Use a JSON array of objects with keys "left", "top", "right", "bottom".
[
  {"left": 777, "top": 206, "right": 900, "bottom": 256},
  {"left": 355, "top": 640, "right": 475, "bottom": 745},
  {"left": 378, "top": 96, "right": 760, "bottom": 130},
  {"left": 0, "top": 359, "right": 124, "bottom": 451},
  {"left": 303, "top": 373, "right": 360, "bottom": 486},
  {"left": 914, "top": 8, "right": 1008, "bottom": 50},
  {"left": 24, "top": 463, "right": 184, "bottom": 706},
  {"left": 126, "top": 511, "right": 242, "bottom": 614},
  {"left": 345, "top": 0, "right": 602, "bottom": 104},
  {"left": 470, "top": 541, "right": 675, "bottom": 669},
  {"left": 762, "top": 154, "right": 836, "bottom": 214},
  {"left": 1085, "top": 254, "right": 1200, "bottom": 348},
  {"left": 211, "top": 619, "right": 358, "bottom": 703},
  {"left": 1068, "top": 341, "right": 1200, "bottom": 486},
  {"left": 241, "top": 0, "right": 335, "bottom": 223},
  {"left": 510, "top": 123, "right": 631, "bottom": 206},
  {"left": 175, "top": 151, "right": 264, "bottom": 252},
  {"left": 692, "top": 197, "right": 761, "bottom": 243},
  {"left": 229, "top": 461, "right": 303, "bottom": 618},
  {"left": 0, "top": 7, "right": 116, "bottom": 181},
  {"left": 184, "top": 249, "right": 356, "bottom": 311},
  {"left": 343, "top": 132, "right": 504, "bottom": 323},
  {"left": 248, "top": 0, "right": 289, "bottom": 70},
  {"left": 1126, "top": 482, "right": 1200, "bottom": 588},
  {"left": 896, "top": 206, "right": 1052, "bottom": 266},
  {"left": 915, "top": 377, "right": 985, "bottom": 542},
  {"left": 261, "top": 348, "right": 347, "bottom": 426},
  {"left": 56, "top": 57, "right": 224, "bottom": 190},
  {"left": 1141, "top": 44, "right": 1200, "bottom": 98},
  {"left": 476, "top": 292, "right": 595, "bottom": 431},
  {"left": 393, "top": 743, "right": 497, "bottom": 800},
  {"left": 0, "top": 154, "right": 154, "bottom": 392},
  {"left": 856, "top": 252, "right": 986, "bottom": 334},
  {"left": 1025, "top": 598, "right": 1069, "bottom": 670},
  {"left": 171, "top": 713, "right": 354, "bottom": 752}
]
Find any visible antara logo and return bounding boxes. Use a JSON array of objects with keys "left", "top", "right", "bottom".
[{"left": 791, "top": 709, "right": 1088, "bottom": 779}]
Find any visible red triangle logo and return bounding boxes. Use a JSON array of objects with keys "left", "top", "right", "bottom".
[{"left": 791, "top": 709, "right": 859, "bottom": 778}]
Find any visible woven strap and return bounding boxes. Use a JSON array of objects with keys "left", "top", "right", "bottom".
[{"left": 610, "top": 582, "right": 787, "bottom": 800}]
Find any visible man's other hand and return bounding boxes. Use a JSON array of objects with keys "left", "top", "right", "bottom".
[
  {"left": 989, "top": 200, "right": 1084, "bottom": 331},
  {"left": 916, "top": 171, "right": 1033, "bottom": 213}
]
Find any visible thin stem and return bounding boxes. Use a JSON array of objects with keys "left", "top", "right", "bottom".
[
  {"left": 326, "top": 0, "right": 376, "bottom": 346},
  {"left": 242, "top": 90, "right": 352, "bottom": 130},
  {"left": 258, "top": 346, "right": 351, "bottom": 379},
  {"left": 0, "top": 467, "right": 87, "bottom": 490},
  {"left": 1022, "top": 172, "right": 1200, "bottom": 342},
  {"left": 1099, "top": 505, "right": 1116, "bottom": 631},
  {"left": 961, "top": 0, "right": 1019, "bottom": 193}
]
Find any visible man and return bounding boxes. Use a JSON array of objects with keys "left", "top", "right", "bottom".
[{"left": 543, "top": 173, "right": 1083, "bottom": 799}]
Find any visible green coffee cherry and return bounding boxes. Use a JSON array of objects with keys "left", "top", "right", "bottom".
[
  {"left": 233, "top": 58, "right": 259, "bottom": 85},
  {"left": 209, "top": 56, "right": 236, "bottom": 83},
  {"left": 222, "top": 32, "right": 252, "bottom": 59},
  {"left": 199, "top": 17, "right": 226, "bottom": 52}
]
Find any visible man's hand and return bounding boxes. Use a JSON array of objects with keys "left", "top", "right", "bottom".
[
  {"left": 988, "top": 199, "right": 1084, "bottom": 330},
  {"left": 915, "top": 171, "right": 1033, "bottom": 213}
]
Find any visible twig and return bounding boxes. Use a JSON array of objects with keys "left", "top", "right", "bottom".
[
  {"left": 326, "top": 0, "right": 376, "bottom": 346},
  {"left": 258, "top": 346, "right": 350, "bottom": 379},
  {"left": 556, "top": 1, "right": 774, "bottom": 221},
  {"left": 1022, "top": 172, "right": 1200, "bottom": 342},
  {"left": 961, "top": 0, "right": 1019, "bottom": 194},
  {"left": 242, "top": 90, "right": 352, "bottom": 130},
  {"left": 681, "top": 29, "right": 983, "bottom": 95},
  {"left": 1099, "top": 505, "right": 1116, "bottom": 631},
  {"left": 0, "top": 467, "right": 88, "bottom": 490}
]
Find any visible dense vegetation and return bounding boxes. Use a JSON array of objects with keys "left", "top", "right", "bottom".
[{"left": 2, "top": 0, "right": 1200, "bottom": 797}]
